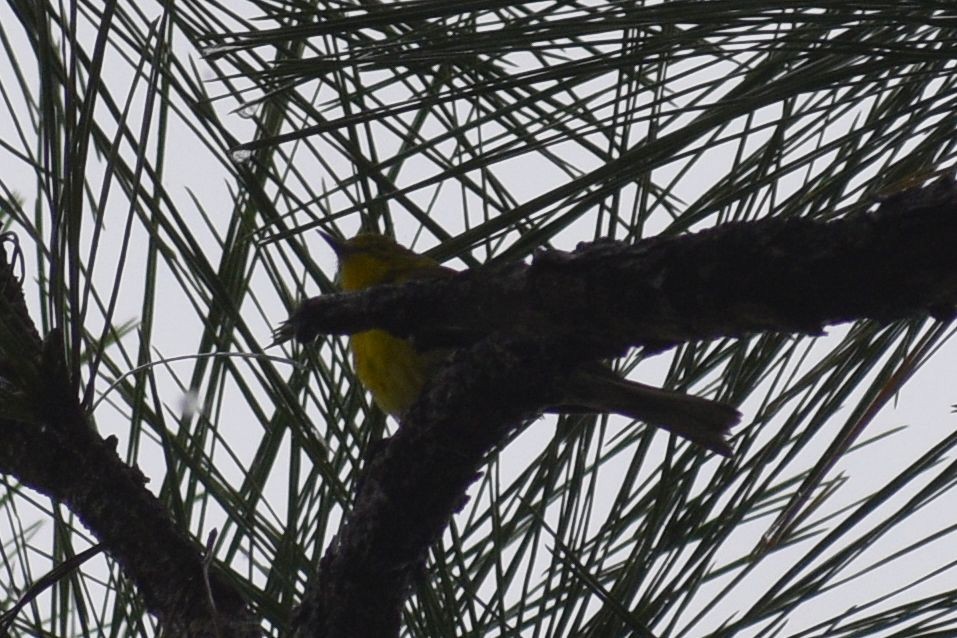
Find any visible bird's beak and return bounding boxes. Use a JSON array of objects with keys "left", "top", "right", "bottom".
[{"left": 319, "top": 230, "right": 346, "bottom": 256}]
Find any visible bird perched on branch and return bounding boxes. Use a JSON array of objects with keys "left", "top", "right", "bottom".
[{"left": 287, "top": 231, "right": 739, "bottom": 455}]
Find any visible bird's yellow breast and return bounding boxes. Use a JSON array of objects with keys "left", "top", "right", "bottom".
[{"left": 350, "top": 329, "right": 451, "bottom": 416}]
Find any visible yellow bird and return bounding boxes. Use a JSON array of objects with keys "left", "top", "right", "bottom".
[{"left": 320, "top": 231, "right": 739, "bottom": 455}]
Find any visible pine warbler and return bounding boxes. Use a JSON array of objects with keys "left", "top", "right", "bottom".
[{"left": 320, "top": 231, "right": 739, "bottom": 455}]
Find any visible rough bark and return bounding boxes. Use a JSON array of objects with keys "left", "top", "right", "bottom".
[
  {"left": 0, "top": 236, "right": 258, "bottom": 637},
  {"left": 286, "top": 177, "right": 957, "bottom": 637}
]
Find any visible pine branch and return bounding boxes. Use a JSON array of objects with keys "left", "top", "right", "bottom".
[
  {"left": 294, "top": 333, "right": 579, "bottom": 637},
  {"left": 279, "top": 176, "right": 957, "bottom": 356},
  {"left": 0, "top": 239, "right": 258, "bottom": 638},
  {"left": 284, "top": 176, "right": 957, "bottom": 638}
]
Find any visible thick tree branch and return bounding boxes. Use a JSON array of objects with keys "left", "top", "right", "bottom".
[
  {"left": 294, "top": 333, "right": 582, "bottom": 637},
  {"left": 284, "top": 177, "right": 957, "bottom": 638},
  {"left": 279, "top": 176, "right": 957, "bottom": 356},
  {"left": 0, "top": 239, "right": 257, "bottom": 637}
]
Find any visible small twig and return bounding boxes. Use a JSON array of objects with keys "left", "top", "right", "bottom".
[{"left": 202, "top": 529, "right": 223, "bottom": 638}]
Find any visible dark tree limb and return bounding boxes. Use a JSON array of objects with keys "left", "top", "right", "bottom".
[
  {"left": 294, "top": 334, "right": 582, "bottom": 637},
  {"left": 278, "top": 176, "right": 957, "bottom": 357},
  {"left": 0, "top": 238, "right": 258, "bottom": 637},
  {"left": 283, "top": 177, "right": 957, "bottom": 637}
]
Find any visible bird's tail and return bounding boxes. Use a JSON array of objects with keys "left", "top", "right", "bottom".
[{"left": 557, "top": 369, "right": 740, "bottom": 456}]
